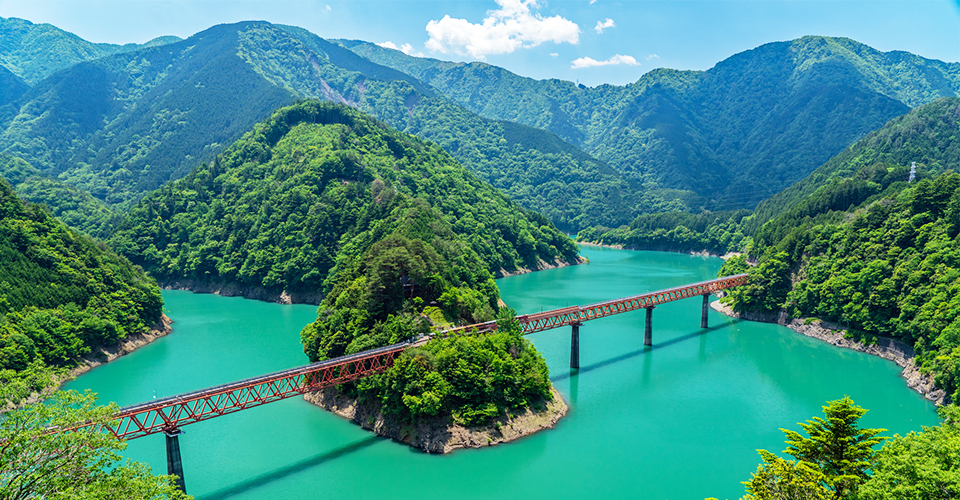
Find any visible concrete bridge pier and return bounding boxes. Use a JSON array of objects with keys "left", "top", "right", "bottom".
[
  {"left": 644, "top": 306, "right": 655, "bottom": 346},
  {"left": 701, "top": 294, "right": 710, "bottom": 329},
  {"left": 164, "top": 428, "right": 186, "bottom": 493},
  {"left": 570, "top": 322, "right": 581, "bottom": 369}
]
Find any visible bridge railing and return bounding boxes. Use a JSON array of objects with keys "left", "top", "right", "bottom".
[{"left": 66, "top": 273, "right": 749, "bottom": 440}]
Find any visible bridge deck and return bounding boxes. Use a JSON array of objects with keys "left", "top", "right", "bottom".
[{"left": 71, "top": 273, "right": 747, "bottom": 440}]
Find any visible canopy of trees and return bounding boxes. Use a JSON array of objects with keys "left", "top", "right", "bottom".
[
  {"left": 354, "top": 311, "right": 552, "bottom": 427},
  {"left": 735, "top": 399, "right": 960, "bottom": 500},
  {"left": 0, "top": 390, "right": 189, "bottom": 499},
  {"left": 0, "top": 180, "right": 162, "bottom": 404},
  {"left": 110, "top": 101, "right": 578, "bottom": 299}
]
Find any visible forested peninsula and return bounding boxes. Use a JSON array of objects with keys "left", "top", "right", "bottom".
[{"left": 110, "top": 100, "right": 575, "bottom": 449}]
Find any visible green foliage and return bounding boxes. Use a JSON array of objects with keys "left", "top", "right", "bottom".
[
  {"left": 778, "top": 397, "right": 886, "bottom": 496},
  {"left": 742, "top": 397, "right": 885, "bottom": 499},
  {"left": 0, "top": 180, "right": 161, "bottom": 403},
  {"left": 0, "top": 359, "right": 64, "bottom": 407},
  {"left": 578, "top": 210, "right": 751, "bottom": 255},
  {"left": 740, "top": 452, "right": 832, "bottom": 500},
  {"left": 111, "top": 101, "right": 576, "bottom": 302},
  {"left": 348, "top": 36, "right": 958, "bottom": 214},
  {"left": 356, "top": 310, "right": 552, "bottom": 427},
  {"left": 721, "top": 250, "right": 792, "bottom": 313},
  {"left": 0, "top": 390, "right": 190, "bottom": 499},
  {"left": 857, "top": 405, "right": 960, "bottom": 499}
]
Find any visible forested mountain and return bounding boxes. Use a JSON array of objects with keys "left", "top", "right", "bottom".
[
  {"left": 109, "top": 101, "right": 578, "bottom": 302},
  {"left": 0, "top": 17, "right": 180, "bottom": 84},
  {"left": 717, "top": 97, "right": 960, "bottom": 400},
  {"left": 347, "top": 36, "right": 959, "bottom": 211},
  {"left": 0, "top": 155, "right": 120, "bottom": 238},
  {"left": 108, "top": 101, "right": 569, "bottom": 424},
  {"left": 0, "top": 179, "right": 162, "bottom": 403},
  {"left": 750, "top": 97, "right": 960, "bottom": 237},
  {"left": 4, "top": 20, "right": 956, "bottom": 235},
  {"left": 0, "top": 20, "right": 636, "bottom": 232}
]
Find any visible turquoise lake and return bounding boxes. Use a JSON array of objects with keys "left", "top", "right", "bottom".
[{"left": 64, "top": 246, "right": 939, "bottom": 499}]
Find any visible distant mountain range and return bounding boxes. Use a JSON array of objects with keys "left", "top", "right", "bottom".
[
  {"left": 346, "top": 36, "right": 959, "bottom": 210},
  {"left": 1, "top": 17, "right": 957, "bottom": 234}
]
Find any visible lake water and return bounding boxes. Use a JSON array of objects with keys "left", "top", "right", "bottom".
[{"left": 64, "top": 246, "right": 939, "bottom": 499}]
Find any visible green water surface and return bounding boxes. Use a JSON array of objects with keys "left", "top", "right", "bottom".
[{"left": 64, "top": 247, "right": 939, "bottom": 499}]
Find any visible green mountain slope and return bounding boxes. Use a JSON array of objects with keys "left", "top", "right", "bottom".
[
  {"left": 109, "top": 101, "right": 578, "bottom": 301},
  {"left": 1, "top": 20, "right": 632, "bottom": 231},
  {"left": 110, "top": 100, "right": 567, "bottom": 427},
  {"left": 751, "top": 97, "right": 960, "bottom": 238},
  {"left": 1, "top": 22, "right": 298, "bottom": 209},
  {"left": 718, "top": 97, "right": 960, "bottom": 400},
  {"left": 0, "top": 178, "right": 162, "bottom": 402},
  {"left": 346, "top": 36, "right": 959, "bottom": 211},
  {"left": 0, "top": 155, "right": 121, "bottom": 238},
  {"left": 0, "top": 16, "right": 180, "bottom": 84}
]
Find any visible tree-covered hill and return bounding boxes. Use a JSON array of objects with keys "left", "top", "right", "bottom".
[
  {"left": 0, "top": 155, "right": 121, "bottom": 238},
  {"left": 108, "top": 101, "right": 569, "bottom": 426},
  {"left": 0, "top": 22, "right": 298, "bottom": 210},
  {"left": 346, "top": 36, "right": 959, "bottom": 211},
  {"left": 0, "top": 16, "right": 180, "bottom": 84},
  {"left": 0, "top": 20, "right": 635, "bottom": 232},
  {"left": 0, "top": 179, "right": 162, "bottom": 403},
  {"left": 717, "top": 97, "right": 960, "bottom": 401},
  {"left": 750, "top": 97, "right": 960, "bottom": 237},
  {"left": 109, "top": 101, "right": 579, "bottom": 302}
]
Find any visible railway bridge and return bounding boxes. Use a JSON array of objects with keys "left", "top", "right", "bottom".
[{"left": 70, "top": 273, "right": 749, "bottom": 492}]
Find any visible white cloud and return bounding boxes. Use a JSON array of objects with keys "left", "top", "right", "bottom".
[
  {"left": 571, "top": 54, "right": 639, "bottom": 69},
  {"left": 550, "top": 52, "right": 559, "bottom": 57},
  {"left": 324, "top": 4, "right": 331, "bottom": 13},
  {"left": 425, "top": 0, "right": 580, "bottom": 59},
  {"left": 377, "top": 41, "right": 423, "bottom": 57},
  {"left": 594, "top": 18, "right": 615, "bottom": 34},
  {"left": 646, "top": 54, "right": 660, "bottom": 60},
  {"left": 590, "top": 0, "right": 597, "bottom": 4}
]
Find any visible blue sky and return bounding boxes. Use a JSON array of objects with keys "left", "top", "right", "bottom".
[{"left": 2, "top": 0, "right": 958, "bottom": 86}]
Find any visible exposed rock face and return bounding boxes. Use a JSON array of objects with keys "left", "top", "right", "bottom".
[
  {"left": 711, "top": 301, "right": 948, "bottom": 406},
  {"left": 494, "top": 256, "right": 585, "bottom": 278},
  {"left": 304, "top": 386, "right": 568, "bottom": 454}
]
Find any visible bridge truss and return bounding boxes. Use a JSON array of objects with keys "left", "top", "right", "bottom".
[{"left": 74, "top": 273, "right": 748, "bottom": 440}]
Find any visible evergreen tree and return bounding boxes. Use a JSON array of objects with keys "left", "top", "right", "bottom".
[{"left": 779, "top": 396, "right": 887, "bottom": 497}]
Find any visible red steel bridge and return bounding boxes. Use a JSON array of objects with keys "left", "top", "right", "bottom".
[{"left": 67, "top": 273, "right": 748, "bottom": 492}]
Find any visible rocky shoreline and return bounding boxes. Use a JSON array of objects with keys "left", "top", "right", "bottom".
[
  {"left": 3, "top": 315, "right": 176, "bottom": 411},
  {"left": 65, "top": 314, "right": 175, "bottom": 382},
  {"left": 495, "top": 256, "right": 586, "bottom": 278},
  {"left": 304, "top": 385, "right": 568, "bottom": 454},
  {"left": 577, "top": 241, "right": 741, "bottom": 260},
  {"left": 710, "top": 301, "right": 947, "bottom": 405}
]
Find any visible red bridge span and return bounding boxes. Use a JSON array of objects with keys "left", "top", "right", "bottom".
[{"left": 69, "top": 273, "right": 748, "bottom": 492}]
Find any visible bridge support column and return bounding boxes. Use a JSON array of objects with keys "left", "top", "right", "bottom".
[
  {"left": 570, "top": 323, "right": 580, "bottom": 369},
  {"left": 164, "top": 428, "right": 186, "bottom": 494},
  {"left": 701, "top": 294, "right": 710, "bottom": 329},
  {"left": 644, "top": 307, "right": 654, "bottom": 346}
]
